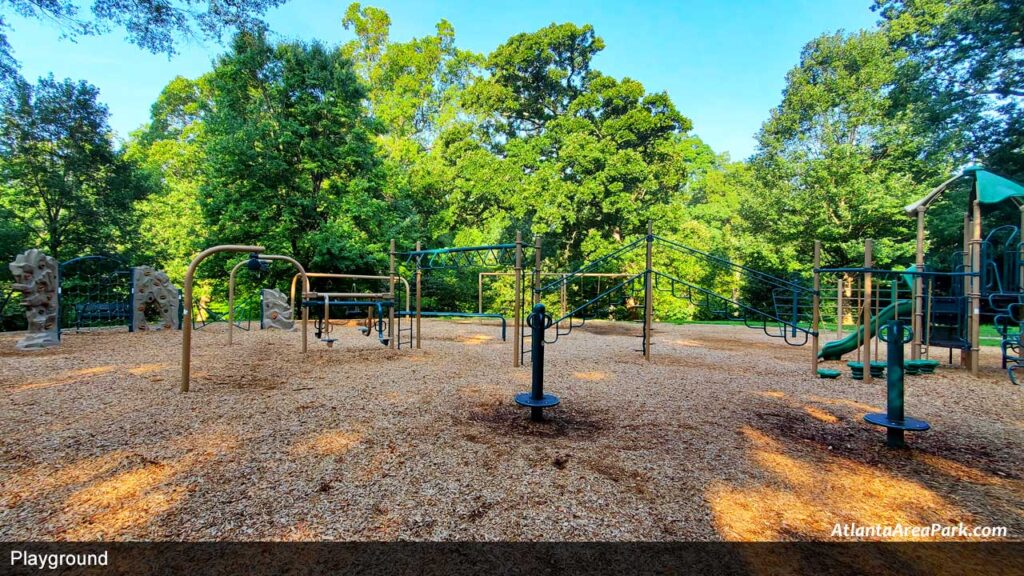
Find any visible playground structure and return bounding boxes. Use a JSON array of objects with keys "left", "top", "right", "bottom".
[
  {"left": 810, "top": 167, "right": 1024, "bottom": 384},
  {"left": 5, "top": 249, "right": 183, "bottom": 347},
  {"left": 58, "top": 255, "right": 133, "bottom": 334},
  {"left": 8, "top": 249, "right": 59, "bottom": 350},
  {"left": 519, "top": 223, "right": 817, "bottom": 362},
  {"left": 478, "top": 271, "right": 635, "bottom": 339},
  {"left": 397, "top": 234, "right": 531, "bottom": 365},
  {"left": 180, "top": 247, "right": 309, "bottom": 392},
  {"left": 286, "top": 269, "right": 412, "bottom": 349},
  {"left": 5, "top": 190, "right": 1022, "bottom": 543},
  {"left": 261, "top": 289, "right": 294, "bottom": 330},
  {"left": 131, "top": 266, "right": 181, "bottom": 332},
  {"left": 226, "top": 254, "right": 328, "bottom": 346},
  {"left": 863, "top": 318, "right": 931, "bottom": 448},
  {"left": 12, "top": 168, "right": 1024, "bottom": 410}
]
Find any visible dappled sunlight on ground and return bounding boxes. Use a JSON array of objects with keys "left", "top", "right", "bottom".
[
  {"left": 276, "top": 522, "right": 321, "bottom": 541},
  {"left": 126, "top": 363, "right": 167, "bottom": 376},
  {"left": 1, "top": 320, "right": 1019, "bottom": 541},
  {"left": 291, "top": 430, "right": 363, "bottom": 457},
  {"left": 709, "top": 426, "right": 968, "bottom": 541},
  {"left": 11, "top": 365, "right": 116, "bottom": 392},
  {"left": 803, "top": 406, "right": 839, "bottom": 424},
  {"left": 2, "top": 450, "right": 137, "bottom": 506},
  {"left": 457, "top": 334, "right": 496, "bottom": 345},
  {"left": 64, "top": 461, "right": 184, "bottom": 539},
  {"left": 50, "top": 431, "right": 241, "bottom": 539},
  {"left": 913, "top": 452, "right": 1012, "bottom": 488}
]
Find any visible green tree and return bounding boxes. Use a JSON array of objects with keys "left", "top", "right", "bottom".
[
  {"left": 0, "top": 75, "right": 147, "bottom": 260},
  {"left": 124, "top": 75, "right": 211, "bottom": 282},
  {"left": 440, "top": 22, "right": 709, "bottom": 267},
  {"left": 202, "top": 31, "right": 390, "bottom": 273},
  {"left": 747, "top": 30, "right": 934, "bottom": 272},
  {"left": 341, "top": 3, "right": 483, "bottom": 247},
  {"left": 877, "top": 0, "right": 1024, "bottom": 178}
]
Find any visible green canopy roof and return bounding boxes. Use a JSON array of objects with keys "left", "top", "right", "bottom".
[
  {"left": 971, "top": 167, "right": 1024, "bottom": 205},
  {"left": 904, "top": 167, "right": 1024, "bottom": 215}
]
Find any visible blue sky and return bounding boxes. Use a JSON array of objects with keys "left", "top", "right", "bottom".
[{"left": 6, "top": 0, "right": 879, "bottom": 159}]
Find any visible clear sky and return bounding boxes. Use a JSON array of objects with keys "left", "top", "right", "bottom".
[{"left": 5, "top": 0, "right": 880, "bottom": 160}]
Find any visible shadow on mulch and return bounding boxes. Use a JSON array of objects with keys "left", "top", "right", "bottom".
[
  {"left": 751, "top": 405, "right": 1021, "bottom": 481},
  {"left": 465, "top": 401, "right": 607, "bottom": 440}
]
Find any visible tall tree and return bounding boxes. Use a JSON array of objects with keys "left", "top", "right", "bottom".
[
  {"left": 343, "top": 3, "right": 481, "bottom": 141},
  {"left": 439, "top": 22, "right": 710, "bottom": 266},
  {"left": 0, "top": 75, "right": 145, "bottom": 259},
  {"left": 202, "top": 31, "right": 390, "bottom": 272},
  {"left": 747, "top": 30, "right": 934, "bottom": 271},
  {"left": 124, "top": 74, "right": 211, "bottom": 282},
  {"left": 877, "top": 0, "right": 1024, "bottom": 178}
]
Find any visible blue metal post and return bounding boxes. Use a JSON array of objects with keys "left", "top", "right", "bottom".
[
  {"left": 864, "top": 319, "right": 930, "bottom": 447},
  {"left": 515, "top": 303, "right": 560, "bottom": 421},
  {"left": 885, "top": 320, "right": 906, "bottom": 448}
]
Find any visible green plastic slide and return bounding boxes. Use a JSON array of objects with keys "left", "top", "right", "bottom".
[{"left": 818, "top": 299, "right": 913, "bottom": 360}]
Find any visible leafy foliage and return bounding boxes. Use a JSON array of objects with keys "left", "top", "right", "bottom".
[
  {"left": 201, "top": 31, "right": 393, "bottom": 277},
  {"left": 878, "top": 0, "right": 1024, "bottom": 178},
  {"left": 4, "top": 2, "right": 1024, "bottom": 325},
  {"left": 0, "top": 75, "right": 148, "bottom": 260},
  {"left": 747, "top": 30, "right": 936, "bottom": 273}
]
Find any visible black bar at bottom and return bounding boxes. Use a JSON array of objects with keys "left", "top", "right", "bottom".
[{"left": 0, "top": 542, "right": 1020, "bottom": 576}]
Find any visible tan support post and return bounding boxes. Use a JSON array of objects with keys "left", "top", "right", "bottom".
[
  {"left": 912, "top": 207, "right": 926, "bottom": 359},
  {"left": 389, "top": 239, "right": 396, "bottom": 349},
  {"left": 415, "top": 241, "right": 422, "bottom": 350},
  {"left": 970, "top": 199, "right": 982, "bottom": 375},
  {"left": 478, "top": 273, "right": 484, "bottom": 314},
  {"left": 863, "top": 239, "right": 873, "bottom": 384},
  {"left": 181, "top": 244, "right": 264, "bottom": 393},
  {"left": 812, "top": 240, "right": 820, "bottom": 375},
  {"left": 644, "top": 221, "right": 654, "bottom": 361},
  {"left": 514, "top": 231, "right": 523, "bottom": 368}
]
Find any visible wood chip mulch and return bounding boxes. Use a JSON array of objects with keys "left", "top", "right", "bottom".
[{"left": 0, "top": 320, "right": 1020, "bottom": 541}]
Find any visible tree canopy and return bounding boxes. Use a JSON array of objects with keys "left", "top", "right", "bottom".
[
  {"left": 0, "top": 75, "right": 146, "bottom": 260},
  {"left": 2, "top": 1, "right": 1022, "bottom": 319}
]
